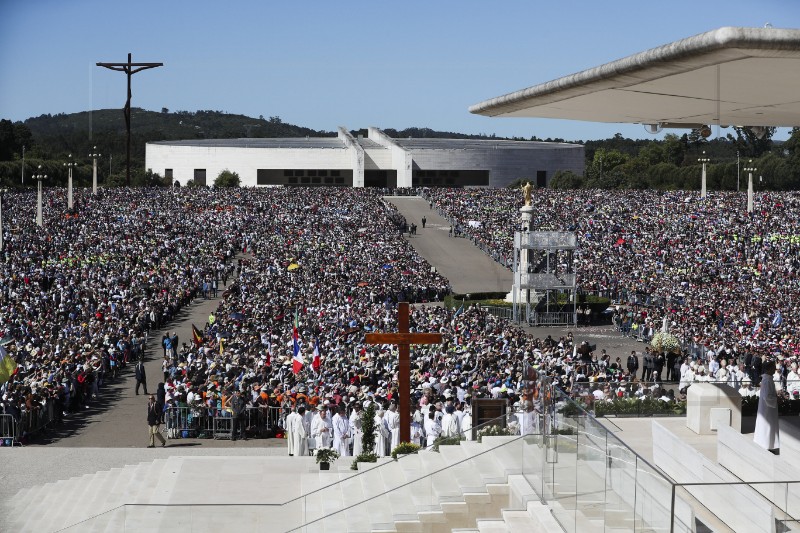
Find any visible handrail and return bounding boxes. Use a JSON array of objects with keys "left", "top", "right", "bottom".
[
  {"left": 51, "top": 410, "right": 512, "bottom": 532},
  {"left": 287, "top": 430, "right": 532, "bottom": 532},
  {"left": 277, "top": 410, "right": 510, "bottom": 506}
]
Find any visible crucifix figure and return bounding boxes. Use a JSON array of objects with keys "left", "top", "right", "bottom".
[
  {"left": 365, "top": 302, "right": 442, "bottom": 444},
  {"left": 97, "top": 53, "right": 163, "bottom": 187}
]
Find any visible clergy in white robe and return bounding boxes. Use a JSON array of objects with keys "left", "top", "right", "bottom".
[
  {"left": 332, "top": 406, "right": 351, "bottom": 457},
  {"left": 754, "top": 361, "right": 780, "bottom": 452},
  {"left": 349, "top": 403, "right": 364, "bottom": 457},
  {"left": 290, "top": 406, "right": 309, "bottom": 457},
  {"left": 424, "top": 410, "right": 441, "bottom": 447},
  {"left": 311, "top": 407, "right": 332, "bottom": 449},
  {"left": 461, "top": 406, "right": 473, "bottom": 441},
  {"left": 441, "top": 405, "right": 460, "bottom": 438},
  {"left": 285, "top": 409, "right": 299, "bottom": 456},
  {"left": 375, "top": 410, "right": 390, "bottom": 457},
  {"left": 385, "top": 403, "right": 401, "bottom": 450}
]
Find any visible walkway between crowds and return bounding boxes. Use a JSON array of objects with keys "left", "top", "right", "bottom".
[
  {"left": 45, "top": 255, "right": 275, "bottom": 449},
  {"left": 385, "top": 196, "right": 512, "bottom": 295}
]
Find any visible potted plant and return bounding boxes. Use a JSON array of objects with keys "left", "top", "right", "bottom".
[
  {"left": 390, "top": 441, "right": 421, "bottom": 461},
  {"left": 314, "top": 447, "right": 340, "bottom": 470}
]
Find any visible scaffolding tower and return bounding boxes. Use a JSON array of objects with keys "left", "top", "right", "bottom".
[{"left": 512, "top": 230, "right": 578, "bottom": 326}]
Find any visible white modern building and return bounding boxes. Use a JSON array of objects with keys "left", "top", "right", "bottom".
[{"left": 145, "top": 126, "right": 584, "bottom": 188}]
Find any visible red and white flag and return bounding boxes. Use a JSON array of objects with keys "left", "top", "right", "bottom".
[{"left": 312, "top": 338, "right": 321, "bottom": 372}]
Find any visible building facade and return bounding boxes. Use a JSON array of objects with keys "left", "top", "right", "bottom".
[{"left": 145, "top": 127, "right": 584, "bottom": 188}]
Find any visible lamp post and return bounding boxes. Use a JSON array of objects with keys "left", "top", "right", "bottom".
[
  {"left": 64, "top": 154, "right": 76, "bottom": 210},
  {"left": 0, "top": 188, "right": 6, "bottom": 253},
  {"left": 736, "top": 151, "right": 740, "bottom": 192},
  {"left": 89, "top": 146, "right": 101, "bottom": 194},
  {"left": 33, "top": 166, "right": 47, "bottom": 227},
  {"left": 698, "top": 151, "right": 711, "bottom": 198},
  {"left": 744, "top": 160, "right": 757, "bottom": 213}
]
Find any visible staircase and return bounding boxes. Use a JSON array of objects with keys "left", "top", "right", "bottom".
[{"left": 6, "top": 434, "right": 570, "bottom": 533}]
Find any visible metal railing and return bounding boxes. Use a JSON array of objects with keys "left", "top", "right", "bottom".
[{"left": 163, "top": 405, "right": 283, "bottom": 439}]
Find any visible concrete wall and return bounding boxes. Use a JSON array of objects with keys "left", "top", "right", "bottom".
[
  {"left": 146, "top": 144, "right": 350, "bottom": 186},
  {"left": 407, "top": 146, "right": 584, "bottom": 188},
  {"left": 146, "top": 137, "right": 584, "bottom": 189},
  {"left": 368, "top": 127, "right": 413, "bottom": 187}
]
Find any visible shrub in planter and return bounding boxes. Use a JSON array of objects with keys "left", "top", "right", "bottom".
[
  {"left": 391, "top": 441, "right": 421, "bottom": 460},
  {"left": 351, "top": 451, "right": 378, "bottom": 470},
  {"left": 314, "top": 447, "right": 340, "bottom": 468},
  {"left": 360, "top": 402, "right": 377, "bottom": 454}
]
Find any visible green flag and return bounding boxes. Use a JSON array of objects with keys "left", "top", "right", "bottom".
[{"left": 0, "top": 345, "right": 17, "bottom": 384}]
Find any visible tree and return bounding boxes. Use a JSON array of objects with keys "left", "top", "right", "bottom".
[
  {"left": 361, "top": 402, "right": 377, "bottom": 454},
  {"left": 548, "top": 170, "right": 584, "bottom": 189},
  {"left": 214, "top": 169, "right": 241, "bottom": 187},
  {"left": 726, "top": 126, "right": 775, "bottom": 158}
]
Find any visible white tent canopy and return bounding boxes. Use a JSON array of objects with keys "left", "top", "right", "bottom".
[{"left": 470, "top": 27, "right": 800, "bottom": 129}]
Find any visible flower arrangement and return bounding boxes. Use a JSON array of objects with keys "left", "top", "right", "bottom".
[
  {"left": 390, "top": 441, "right": 421, "bottom": 460},
  {"left": 476, "top": 424, "right": 513, "bottom": 443},
  {"left": 651, "top": 331, "right": 681, "bottom": 354},
  {"left": 314, "top": 447, "right": 340, "bottom": 464}
]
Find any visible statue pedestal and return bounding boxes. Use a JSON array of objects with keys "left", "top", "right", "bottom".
[
  {"left": 508, "top": 206, "right": 536, "bottom": 303},
  {"left": 686, "top": 383, "right": 742, "bottom": 435}
]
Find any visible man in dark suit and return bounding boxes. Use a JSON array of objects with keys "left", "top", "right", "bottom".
[
  {"left": 135, "top": 359, "right": 148, "bottom": 395},
  {"left": 627, "top": 351, "right": 639, "bottom": 377},
  {"left": 147, "top": 395, "right": 166, "bottom": 448}
]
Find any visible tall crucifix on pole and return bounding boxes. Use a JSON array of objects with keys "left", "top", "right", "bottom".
[
  {"left": 365, "top": 302, "right": 442, "bottom": 444},
  {"left": 97, "top": 53, "right": 163, "bottom": 187}
]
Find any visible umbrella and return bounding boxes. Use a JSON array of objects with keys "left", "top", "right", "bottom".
[
  {"left": 287, "top": 263, "right": 300, "bottom": 271},
  {"left": 357, "top": 282, "right": 368, "bottom": 287},
  {"left": 230, "top": 312, "right": 245, "bottom": 321}
]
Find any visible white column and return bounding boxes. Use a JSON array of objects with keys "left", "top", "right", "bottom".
[
  {"left": 701, "top": 163, "right": 707, "bottom": 199},
  {"left": 37, "top": 181, "right": 43, "bottom": 227},
  {"left": 747, "top": 172, "right": 754, "bottom": 213},
  {"left": 92, "top": 157, "right": 98, "bottom": 194}
]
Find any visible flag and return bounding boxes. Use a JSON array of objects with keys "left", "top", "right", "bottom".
[
  {"left": 0, "top": 345, "right": 17, "bottom": 385},
  {"left": 192, "top": 324, "right": 203, "bottom": 347},
  {"left": 772, "top": 310, "right": 783, "bottom": 328},
  {"left": 265, "top": 342, "right": 271, "bottom": 367},
  {"left": 292, "top": 310, "right": 304, "bottom": 374},
  {"left": 312, "top": 338, "right": 321, "bottom": 372},
  {"left": 454, "top": 304, "right": 464, "bottom": 317},
  {"left": 753, "top": 317, "right": 761, "bottom": 337}
]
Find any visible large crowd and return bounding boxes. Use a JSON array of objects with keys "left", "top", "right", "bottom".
[
  {"left": 425, "top": 188, "right": 800, "bottom": 377},
  {"left": 0, "top": 187, "right": 240, "bottom": 435},
  {"left": 6, "top": 185, "right": 800, "bottom": 449}
]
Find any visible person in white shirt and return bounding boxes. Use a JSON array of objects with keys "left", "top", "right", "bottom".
[
  {"left": 787, "top": 363, "right": 800, "bottom": 397},
  {"left": 440, "top": 404, "right": 460, "bottom": 438}
]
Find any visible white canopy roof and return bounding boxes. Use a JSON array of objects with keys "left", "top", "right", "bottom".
[{"left": 469, "top": 27, "right": 800, "bottom": 128}]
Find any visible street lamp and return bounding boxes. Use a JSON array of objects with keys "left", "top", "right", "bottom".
[
  {"left": 736, "top": 151, "right": 740, "bottom": 192},
  {"left": 32, "top": 166, "right": 47, "bottom": 227},
  {"left": 744, "top": 160, "right": 757, "bottom": 213},
  {"left": 64, "top": 154, "right": 77, "bottom": 210},
  {"left": 698, "top": 151, "right": 711, "bottom": 198},
  {"left": 0, "top": 188, "right": 6, "bottom": 253},
  {"left": 89, "top": 146, "right": 102, "bottom": 195}
]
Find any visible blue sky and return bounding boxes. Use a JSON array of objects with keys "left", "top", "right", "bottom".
[{"left": 0, "top": 0, "right": 797, "bottom": 141}]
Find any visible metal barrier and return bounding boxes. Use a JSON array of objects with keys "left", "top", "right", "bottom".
[
  {"left": 0, "top": 413, "right": 19, "bottom": 446},
  {"left": 163, "top": 405, "right": 283, "bottom": 439},
  {"left": 530, "top": 311, "right": 575, "bottom": 326}
]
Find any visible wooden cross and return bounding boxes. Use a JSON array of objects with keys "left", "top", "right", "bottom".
[{"left": 365, "top": 302, "right": 442, "bottom": 444}]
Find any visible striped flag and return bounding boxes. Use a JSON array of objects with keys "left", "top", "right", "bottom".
[
  {"left": 292, "top": 310, "right": 304, "bottom": 374},
  {"left": 192, "top": 324, "right": 203, "bottom": 347},
  {"left": 312, "top": 338, "right": 321, "bottom": 372},
  {"left": 0, "top": 345, "right": 17, "bottom": 384}
]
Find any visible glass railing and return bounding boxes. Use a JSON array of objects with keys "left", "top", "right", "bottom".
[{"left": 55, "top": 387, "right": 800, "bottom": 533}]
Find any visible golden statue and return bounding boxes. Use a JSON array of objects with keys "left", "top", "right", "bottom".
[{"left": 521, "top": 181, "right": 533, "bottom": 206}]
